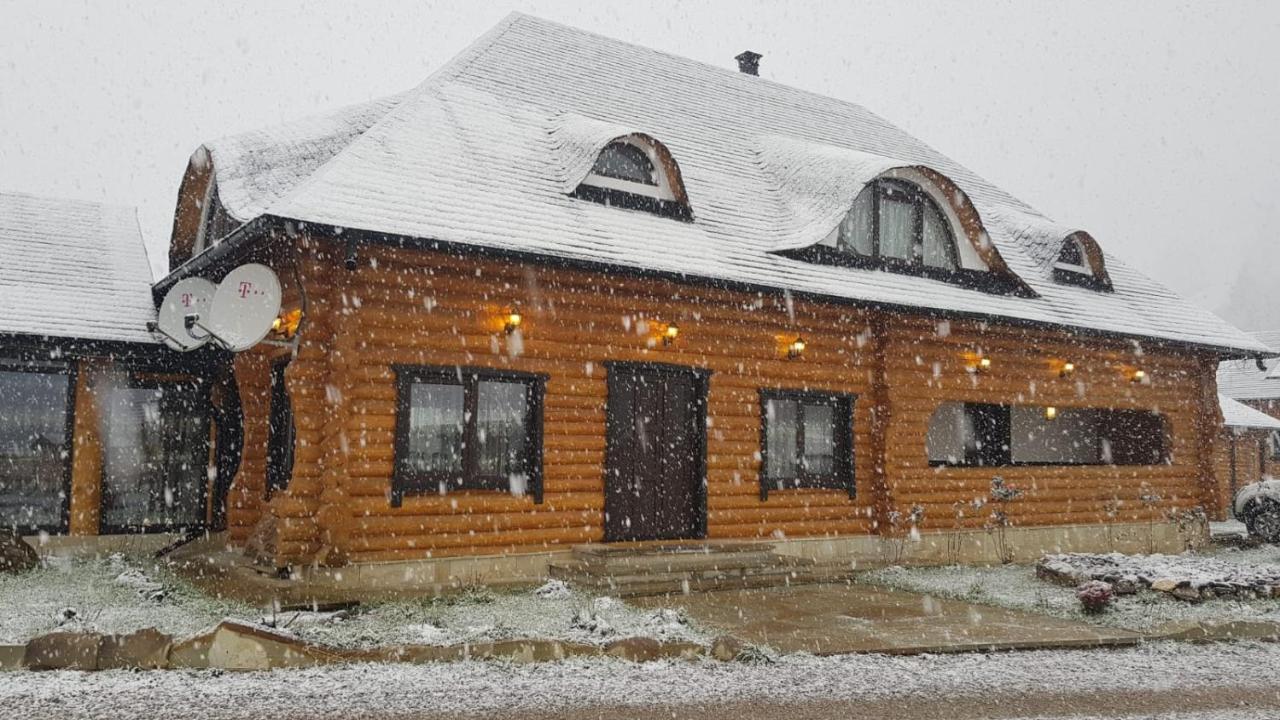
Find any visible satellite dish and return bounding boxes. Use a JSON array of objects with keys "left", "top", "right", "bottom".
[
  {"left": 206, "top": 263, "right": 283, "bottom": 352},
  {"left": 156, "top": 278, "right": 217, "bottom": 351}
]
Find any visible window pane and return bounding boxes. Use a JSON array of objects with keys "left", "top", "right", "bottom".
[
  {"left": 878, "top": 194, "right": 917, "bottom": 260},
  {"left": 591, "top": 143, "right": 657, "bottom": 185},
  {"left": 926, "top": 402, "right": 968, "bottom": 464},
  {"left": 802, "top": 403, "right": 836, "bottom": 475},
  {"left": 1058, "top": 239, "right": 1085, "bottom": 267},
  {"left": 0, "top": 369, "right": 69, "bottom": 531},
  {"left": 475, "top": 380, "right": 529, "bottom": 482},
  {"left": 407, "top": 383, "right": 464, "bottom": 475},
  {"left": 922, "top": 201, "right": 956, "bottom": 270},
  {"left": 765, "top": 398, "right": 799, "bottom": 480},
  {"left": 1010, "top": 406, "right": 1099, "bottom": 464},
  {"left": 838, "top": 188, "right": 874, "bottom": 255},
  {"left": 102, "top": 383, "right": 209, "bottom": 530}
]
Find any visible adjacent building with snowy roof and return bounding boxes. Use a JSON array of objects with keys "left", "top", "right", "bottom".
[
  {"left": 0, "top": 191, "right": 156, "bottom": 346},
  {"left": 0, "top": 191, "right": 233, "bottom": 539}
]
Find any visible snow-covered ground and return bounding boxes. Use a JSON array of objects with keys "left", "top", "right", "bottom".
[
  {"left": 0, "top": 554, "right": 253, "bottom": 644},
  {"left": 3, "top": 642, "right": 1280, "bottom": 719},
  {"left": 0, "top": 556, "right": 708, "bottom": 648},
  {"left": 861, "top": 545, "right": 1280, "bottom": 631}
]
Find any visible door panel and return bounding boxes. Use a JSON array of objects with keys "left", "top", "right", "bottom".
[{"left": 605, "top": 364, "right": 707, "bottom": 542}]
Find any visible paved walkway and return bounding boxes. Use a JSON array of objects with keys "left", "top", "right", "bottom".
[{"left": 632, "top": 582, "right": 1140, "bottom": 654}]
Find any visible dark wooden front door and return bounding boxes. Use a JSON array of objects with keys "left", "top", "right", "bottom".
[{"left": 604, "top": 363, "right": 708, "bottom": 542}]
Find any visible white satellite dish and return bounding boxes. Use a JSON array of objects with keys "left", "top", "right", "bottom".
[
  {"left": 206, "top": 263, "right": 283, "bottom": 352},
  {"left": 155, "top": 277, "right": 217, "bottom": 351}
]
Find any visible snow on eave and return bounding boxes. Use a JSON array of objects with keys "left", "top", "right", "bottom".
[{"left": 1220, "top": 394, "right": 1280, "bottom": 430}]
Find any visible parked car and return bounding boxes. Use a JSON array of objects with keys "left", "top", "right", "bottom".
[{"left": 1234, "top": 479, "right": 1280, "bottom": 542}]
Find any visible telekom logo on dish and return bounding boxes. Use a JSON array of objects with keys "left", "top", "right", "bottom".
[
  {"left": 238, "top": 281, "right": 265, "bottom": 298},
  {"left": 181, "top": 293, "right": 195, "bottom": 307}
]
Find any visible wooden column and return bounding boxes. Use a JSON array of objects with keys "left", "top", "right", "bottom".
[{"left": 68, "top": 360, "right": 105, "bottom": 535}]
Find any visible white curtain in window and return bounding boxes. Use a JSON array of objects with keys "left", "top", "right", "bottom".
[
  {"left": 878, "top": 195, "right": 916, "bottom": 260},
  {"left": 838, "top": 189, "right": 875, "bottom": 255},
  {"left": 765, "top": 398, "right": 799, "bottom": 480},
  {"left": 922, "top": 202, "right": 955, "bottom": 269},
  {"left": 408, "top": 383, "right": 464, "bottom": 474}
]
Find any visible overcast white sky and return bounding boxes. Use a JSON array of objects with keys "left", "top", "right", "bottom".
[{"left": 2, "top": 0, "right": 1277, "bottom": 328}]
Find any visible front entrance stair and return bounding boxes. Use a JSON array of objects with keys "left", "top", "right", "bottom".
[{"left": 548, "top": 541, "right": 858, "bottom": 597}]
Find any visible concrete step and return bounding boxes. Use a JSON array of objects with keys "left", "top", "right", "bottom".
[
  {"left": 568, "top": 550, "right": 788, "bottom": 576},
  {"left": 551, "top": 559, "right": 858, "bottom": 597}
]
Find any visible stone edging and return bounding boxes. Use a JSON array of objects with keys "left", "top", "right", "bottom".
[{"left": 1, "top": 620, "right": 750, "bottom": 672}]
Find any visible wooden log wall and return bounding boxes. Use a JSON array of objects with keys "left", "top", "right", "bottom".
[
  {"left": 883, "top": 316, "right": 1219, "bottom": 531},
  {"left": 233, "top": 237, "right": 1225, "bottom": 567}
]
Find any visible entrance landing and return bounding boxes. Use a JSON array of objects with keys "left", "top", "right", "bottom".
[{"left": 632, "top": 583, "right": 1141, "bottom": 655}]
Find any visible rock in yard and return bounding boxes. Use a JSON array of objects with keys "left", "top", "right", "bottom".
[
  {"left": 710, "top": 635, "right": 747, "bottom": 662},
  {"left": 1172, "top": 585, "right": 1204, "bottom": 603},
  {"left": 98, "top": 628, "right": 173, "bottom": 670},
  {"left": 0, "top": 530, "right": 39, "bottom": 574},
  {"left": 1113, "top": 575, "right": 1140, "bottom": 595},
  {"left": 1151, "top": 578, "right": 1179, "bottom": 593},
  {"left": 604, "top": 636, "right": 664, "bottom": 662},
  {"left": 23, "top": 631, "right": 103, "bottom": 671}
]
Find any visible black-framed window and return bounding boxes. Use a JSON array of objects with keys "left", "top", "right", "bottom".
[
  {"left": 100, "top": 377, "right": 211, "bottom": 533},
  {"left": 829, "top": 179, "right": 959, "bottom": 271},
  {"left": 1269, "top": 430, "right": 1280, "bottom": 462},
  {"left": 926, "top": 402, "right": 1169, "bottom": 467},
  {"left": 265, "top": 360, "right": 295, "bottom": 499},
  {"left": 0, "top": 362, "right": 74, "bottom": 533},
  {"left": 759, "top": 390, "right": 854, "bottom": 499},
  {"left": 392, "top": 366, "right": 545, "bottom": 505},
  {"left": 591, "top": 142, "right": 657, "bottom": 185}
]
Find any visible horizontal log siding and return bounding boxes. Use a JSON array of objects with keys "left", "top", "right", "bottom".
[
  {"left": 882, "top": 316, "right": 1218, "bottom": 531},
  {"left": 290, "top": 241, "right": 879, "bottom": 564},
  {"left": 243, "top": 238, "right": 1223, "bottom": 566}
]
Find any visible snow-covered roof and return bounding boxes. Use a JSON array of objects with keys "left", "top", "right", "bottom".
[
  {"left": 1220, "top": 394, "right": 1280, "bottom": 430},
  {"left": 0, "top": 191, "right": 158, "bottom": 345},
  {"left": 193, "top": 13, "right": 1265, "bottom": 356},
  {"left": 1219, "top": 331, "right": 1280, "bottom": 399}
]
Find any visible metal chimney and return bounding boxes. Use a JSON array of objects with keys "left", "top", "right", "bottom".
[{"left": 735, "top": 51, "right": 762, "bottom": 76}]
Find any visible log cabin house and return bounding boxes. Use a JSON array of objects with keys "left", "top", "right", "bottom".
[
  {"left": 15, "top": 14, "right": 1267, "bottom": 574},
  {"left": 0, "top": 192, "right": 233, "bottom": 545}
]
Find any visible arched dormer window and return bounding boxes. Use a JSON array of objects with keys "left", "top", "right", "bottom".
[
  {"left": 819, "top": 178, "right": 959, "bottom": 271},
  {"left": 572, "top": 136, "right": 692, "bottom": 222},
  {"left": 1052, "top": 232, "right": 1112, "bottom": 291},
  {"left": 779, "top": 172, "right": 1032, "bottom": 296}
]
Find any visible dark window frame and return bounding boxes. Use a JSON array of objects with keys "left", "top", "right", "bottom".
[
  {"left": 98, "top": 374, "right": 212, "bottom": 535},
  {"left": 0, "top": 359, "right": 76, "bottom": 535},
  {"left": 590, "top": 142, "right": 658, "bottom": 186},
  {"left": 391, "top": 365, "right": 546, "bottom": 507},
  {"left": 927, "top": 402, "right": 1170, "bottom": 468},
  {"left": 1271, "top": 430, "right": 1280, "bottom": 462},
  {"left": 758, "top": 389, "right": 855, "bottom": 500},
  {"left": 847, "top": 179, "right": 961, "bottom": 270},
  {"left": 265, "top": 359, "right": 295, "bottom": 500}
]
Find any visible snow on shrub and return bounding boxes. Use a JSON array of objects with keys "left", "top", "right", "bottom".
[
  {"left": 533, "top": 580, "right": 572, "bottom": 600},
  {"left": 1075, "top": 580, "right": 1114, "bottom": 613}
]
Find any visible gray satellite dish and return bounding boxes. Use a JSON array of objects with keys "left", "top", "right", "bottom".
[
  {"left": 156, "top": 277, "right": 217, "bottom": 351},
  {"left": 206, "top": 263, "right": 283, "bottom": 352}
]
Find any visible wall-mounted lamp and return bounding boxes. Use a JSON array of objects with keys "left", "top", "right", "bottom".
[
  {"left": 504, "top": 309, "right": 523, "bottom": 334},
  {"left": 788, "top": 336, "right": 807, "bottom": 359},
  {"left": 272, "top": 308, "right": 303, "bottom": 338},
  {"left": 1059, "top": 361, "right": 1076, "bottom": 378},
  {"left": 1131, "top": 369, "right": 1147, "bottom": 384},
  {"left": 1044, "top": 406, "right": 1058, "bottom": 421},
  {"left": 663, "top": 323, "right": 680, "bottom": 346}
]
